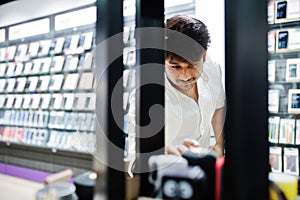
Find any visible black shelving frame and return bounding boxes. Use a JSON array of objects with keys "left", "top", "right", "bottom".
[{"left": 224, "top": 0, "right": 269, "bottom": 199}]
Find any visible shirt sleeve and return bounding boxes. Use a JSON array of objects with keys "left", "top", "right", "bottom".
[{"left": 205, "top": 56, "right": 226, "bottom": 109}]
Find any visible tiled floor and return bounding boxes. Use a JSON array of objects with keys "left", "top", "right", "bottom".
[{"left": 0, "top": 174, "right": 44, "bottom": 200}]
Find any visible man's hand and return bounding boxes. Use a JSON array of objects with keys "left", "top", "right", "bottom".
[{"left": 165, "top": 138, "right": 200, "bottom": 156}]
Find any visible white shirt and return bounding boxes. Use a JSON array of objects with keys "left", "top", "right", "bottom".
[
  {"left": 126, "top": 56, "right": 225, "bottom": 155},
  {"left": 165, "top": 56, "right": 225, "bottom": 148}
]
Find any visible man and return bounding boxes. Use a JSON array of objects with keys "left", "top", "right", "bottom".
[{"left": 127, "top": 15, "right": 226, "bottom": 160}]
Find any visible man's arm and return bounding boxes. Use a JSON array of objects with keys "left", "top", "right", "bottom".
[{"left": 211, "top": 107, "right": 226, "bottom": 157}]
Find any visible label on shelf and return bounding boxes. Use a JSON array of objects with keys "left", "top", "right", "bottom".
[
  {"left": 9, "top": 18, "right": 50, "bottom": 40},
  {"left": 55, "top": 6, "right": 96, "bottom": 31}
]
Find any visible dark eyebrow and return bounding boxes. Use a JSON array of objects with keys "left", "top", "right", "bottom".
[{"left": 168, "top": 61, "right": 180, "bottom": 65}]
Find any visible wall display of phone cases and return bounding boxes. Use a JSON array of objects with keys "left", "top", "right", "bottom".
[
  {"left": 269, "top": 146, "right": 299, "bottom": 175},
  {"left": 0, "top": 13, "right": 96, "bottom": 153},
  {"left": 268, "top": 0, "right": 300, "bottom": 175}
]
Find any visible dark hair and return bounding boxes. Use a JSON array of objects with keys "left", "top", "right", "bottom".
[{"left": 166, "top": 15, "right": 211, "bottom": 63}]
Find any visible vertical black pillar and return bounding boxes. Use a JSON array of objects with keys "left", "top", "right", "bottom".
[
  {"left": 95, "top": 0, "right": 125, "bottom": 199},
  {"left": 136, "top": 0, "right": 165, "bottom": 197},
  {"left": 224, "top": 0, "right": 269, "bottom": 199}
]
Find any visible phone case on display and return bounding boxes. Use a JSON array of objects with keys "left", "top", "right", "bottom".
[
  {"left": 50, "top": 56, "right": 65, "bottom": 72},
  {"left": 6, "top": 63, "right": 15, "bottom": 77},
  {"left": 28, "top": 42, "right": 39, "bottom": 57},
  {"left": 6, "top": 78, "right": 16, "bottom": 92},
  {"left": 6, "top": 46, "right": 16, "bottom": 60},
  {"left": 14, "top": 63, "right": 24, "bottom": 75},
  {"left": 63, "top": 74, "right": 79, "bottom": 90},
  {"left": 49, "top": 74, "right": 64, "bottom": 91}
]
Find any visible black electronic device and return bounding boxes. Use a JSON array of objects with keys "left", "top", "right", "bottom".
[
  {"left": 182, "top": 148, "right": 217, "bottom": 200},
  {"left": 161, "top": 165, "right": 208, "bottom": 200}
]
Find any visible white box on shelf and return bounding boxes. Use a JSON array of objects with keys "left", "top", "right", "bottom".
[
  {"left": 268, "top": 89, "right": 280, "bottom": 113},
  {"left": 82, "top": 32, "right": 93, "bottom": 50},
  {"left": 6, "top": 46, "right": 16, "bottom": 60},
  {"left": 14, "top": 95, "right": 23, "bottom": 109},
  {"left": 28, "top": 42, "right": 39, "bottom": 57},
  {"left": 0, "top": 79, "right": 6, "bottom": 92},
  {"left": 49, "top": 74, "right": 64, "bottom": 91},
  {"left": 50, "top": 56, "right": 65, "bottom": 72},
  {"left": 69, "top": 34, "right": 80, "bottom": 50},
  {"left": 23, "top": 62, "right": 33, "bottom": 75},
  {"left": 15, "top": 77, "right": 26, "bottom": 92},
  {"left": 27, "top": 76, "right": 38, "bottom": 92},
  {"left": 62, "top": 93, "right": 74, "bottom": 110},
  {"left": 6, "top": 62, "right": 15, "bottom": 77},
  {"left": 38, "top": 40, "right": 51, "bottom": 56},
  {"left": 40, "top": 94, "right": 51, "bottom": 109},
  {"left": 73, "top": 93, "right": 95, "bottom": 110},
  {"left": 0, "top": 48, "right": 6, "bottom": 61},
  {"left": 268, "top": 1, "right": 276, "bottom": 24},
  {"left": 38, "top": 75, "right": 50, "bottom": 91},
  {"left": 22, "top": 94, "right": 32, "bottom": 109},
  {"left": 53, "top": 37, "right": 65, "bottom": 54},
  {"left": 31, "top": 94, "right": 41, "bottom": 109},
  {"left": 6, "top": 78, "right": 16, "bottom": 92},
  {"left": 63, "top": 73, "right": 79, "bottom": 90},
  {"left": 51, "top": 93, "right": 63, "bottom": 110},
  {"left": 0, "top": 95, "right": 5, "bottom": 108},
  {"left": 15, "top": 63, "right": 24, "bottom": 75},
  {"left": 78, "top": 72, "right": 94, "bottom": 90},
  {"left": 285, "top": 58, "right": 300, "bottom": 82},
  {"left": 63, "top": 56, "right": 78, "bottom": 71},
  {"left": 0, "top": 63, "right": 7, "bottom": 76},
  {"left": 5, "top": 94, "right": 14, "bottom": 109},
  {"left": 16, "top": 43, "right": 28, "bottom": 58}
]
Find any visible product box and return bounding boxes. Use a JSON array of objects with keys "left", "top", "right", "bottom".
[
  {"left": 269, "top": 89, "right": 281, "bottom": 113},
  {"left": 279, "top": 118, "right": 295, "bottom": 144},
  {"left": 275, "top": 0, "right": 300, "bottom": 23},
  {"left": 283, "top": 148, "right": 299, "bottom": 175},
  {"left": 288, "top": 89, "right": 300, "bottom": 113}
]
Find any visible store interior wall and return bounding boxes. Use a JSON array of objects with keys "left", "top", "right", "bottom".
[
  {"left": 0, "top": 0, "right": 96, "bottom": 27},
  {"left": 195, "top": 0, "right": 225, "bottom": 88}
]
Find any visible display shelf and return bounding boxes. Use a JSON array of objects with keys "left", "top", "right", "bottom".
[
  {"left": 269, "top": 111, "right": 300, "bottom": 115},
  {"left": 268, "top": 0, "right": 300, "bottom": 177},
  {"left": 269, "top": 21, "right": 300, "bottom": 29},
  {"left": 0, "top": 141, "right": 93, "bottom": 173},
  {"left": 269, "top": 51, "right": 300, "bottom": 60},
  {"left": 0, "top": 4, "right": 96, "bottom": 159}
]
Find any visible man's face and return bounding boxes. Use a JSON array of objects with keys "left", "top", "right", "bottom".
[{"left": 165, "top": 54, "right": 205, "bottom": 92}]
